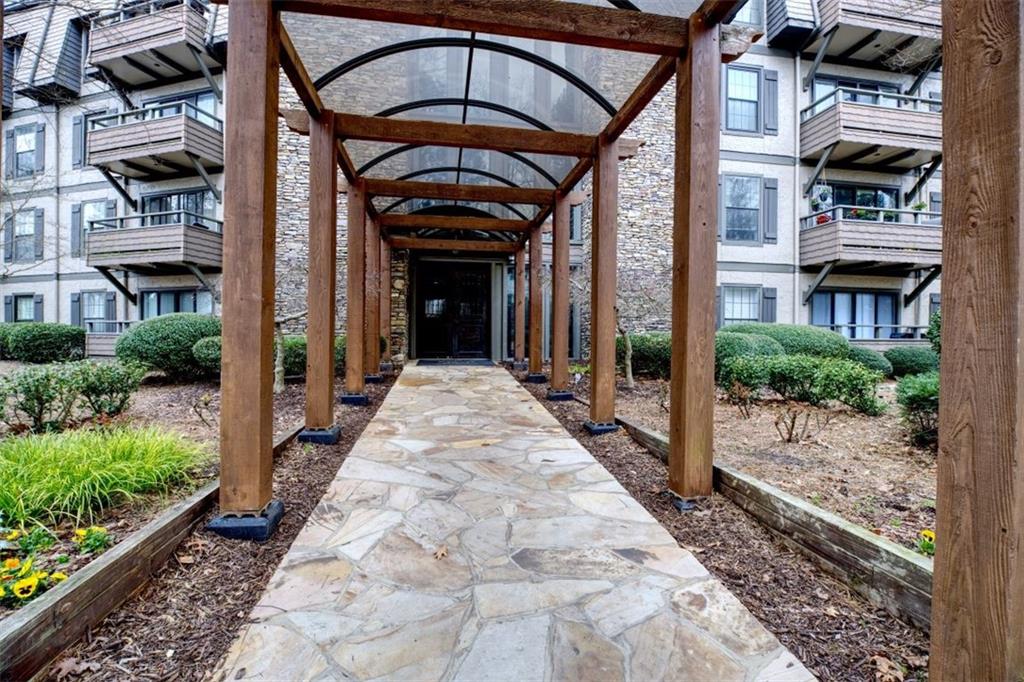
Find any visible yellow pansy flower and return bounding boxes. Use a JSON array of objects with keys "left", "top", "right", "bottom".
[
  {"left": 4, "top": 529, "right": 20, "bottom": 541},
  {"left": 0, "top": 584, "right": 6, "bottom": 597},
  {"left": 73, "top": 529, "right": 87, "bottom": 540},
  {"left": 17, "top": 557, "right": 33, "bottom": 577},
  {"left": 920, "top": 529, "right": 936, "bottom": 542},
  {"left": 89, "top": 526, "right": 107, "bottom": 534},
  {"left": 3, "top": 558, "right": 21, "bottom": 570},
  {"left": 51, "top": 572, "right": 68, "bottom": 582},
  {"left": 12, "top": 575, "right": 38, "bottom": 599}
]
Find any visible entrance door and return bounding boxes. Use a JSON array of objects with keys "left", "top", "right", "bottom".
[{"left": 416, "top": 261, "right": 491, "bottom": 358}]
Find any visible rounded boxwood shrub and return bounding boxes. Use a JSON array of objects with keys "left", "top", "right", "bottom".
[
  {"left": 723, "top": 323, "right": 849, "bottom": 359},
  {"left": 615, "top": 332, "right": 671, "bottom": 379},
  {"left": 7, "top": 323, "right": 85, "bottom": 364},
  {"left": 715, "top": 331, "right": 784, "bottom": 381},
  {"left": 846, "top": 345, "right": 893, "bottom": 377},
  {"left": 192, "top": 335, "right": 222, "bottom": 375},
  {"left": 191, "top": 334, "right": 348, "bottom": 377},
  {"left": 884, "top": 346, "right": 939, "bottom": 377},
  {"left": 0, "top": 323, "right": 13, "bottom": 360},
  {"left": 927, "top": 309, "right": 941, "bottom": 356},
  {"left": 896, "top": 370, "right": 939, "bottom": 447},
  {"left": 116, "top": 313, "right": 221, "bottom": 380}
]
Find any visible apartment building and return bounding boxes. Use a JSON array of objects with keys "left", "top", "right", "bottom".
[{"left": 0, "top": 0, "right": 941, "bottom": 362}]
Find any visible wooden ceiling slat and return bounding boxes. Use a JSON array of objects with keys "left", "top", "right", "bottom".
[
  {"left": 388, "top": 236, "right": 521, "bottom": 253},
  {"left": 380, "top": 214, "right": 531, "bottom": 232}
]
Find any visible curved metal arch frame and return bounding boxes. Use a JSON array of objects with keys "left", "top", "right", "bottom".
[
  {"left": 381, "top": 196, "right": 532, "bottom": 220},
  {"left": 395, "top": 166, "right": 521, "bottom": 187},
  {"left": 376, "top": 98, "right": 554, "bottom": 131},
  {"left": 314, "top": 37, "right": 617, "bottom": 117},
  {"left": 402, "top": 205, "right": 522, "bottom": 243},
  {"left": 357, "top": 143, "right": 561, "bottom": 186}
]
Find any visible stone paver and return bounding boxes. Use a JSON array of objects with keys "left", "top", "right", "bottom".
[{"left": 217, "top": 363, "right": 814, "bottom": 682}]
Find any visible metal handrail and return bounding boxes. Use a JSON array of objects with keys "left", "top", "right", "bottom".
[
  {"left": 88, "top": 100, "right": 223, "bottom": 132},
  {"left": 812, "top": 324, "right": 930, "bottom": 340},
  {"left": 801, "top": 204, "right": 942, "bottom": 230},
  {"left": 92, "top": 0, "right": 207, "bottom": 28},
  {"left": 800, "top": 86, "right": 942, "bottom": 121},
  {"left": 85, "top": 320, "right": 136, "bottom": 334},
  {"left": 87, "top": 210, "right": 223, "bottom": 234}
]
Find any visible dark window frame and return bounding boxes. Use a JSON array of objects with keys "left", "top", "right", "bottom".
[
  {"left": 722, "top": 173, "right": 763, "bottom": 244},
  {"left": 724, "top": 64, "right": 762, "bottom": 135},
  {"left": 810, "top": 288, "right": 901, "bottom": 340}
]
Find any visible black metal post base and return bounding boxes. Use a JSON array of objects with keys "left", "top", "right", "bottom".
[
  {"left": 546, "top": 389, "right": 574, "bottom": 401},
  {"left": 379, "top": 362, "right": 394, "bottom": 375},
  {"left": 364, "top": 374, "right": 384, "bottom": 384},
  {"left": 525, "top": 372, "right": 547, "bottom": 384},
  {"left": 340, "top": 393, "right": 369, "bottom": 406},
  {"left": 297, "top": 424, "right": 341, "bottom": 445},
  {"left": 512, "top": 360, "right": 528, "bottom": 371},
  {"left": 584, "top": 420, "right": 619, "bottom": 435},
  {"left": 207, "top": 499, "right": 285, "bottom": 542}
]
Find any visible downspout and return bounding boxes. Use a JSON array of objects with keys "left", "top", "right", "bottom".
[{"left": 792, "top": 51, "right": 802, "bottom": 324}]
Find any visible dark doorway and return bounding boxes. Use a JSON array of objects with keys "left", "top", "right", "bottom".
[{"left": 415, "top": 261, "right": 492, "bottom": 358}]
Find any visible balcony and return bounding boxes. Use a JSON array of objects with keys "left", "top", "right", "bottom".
[
  {"left": 88, "top": 0, "right": 220, "bottom": 87},
  {"left": 87, "top": 102, "right": 224, "bottom": 180},
  {"left": 812, "top": 324, "right": 931, "bottom": 352},
  {"left": 800, "top": 89, "right": 942, "bottom": 171},
  {"left": 805, "top": 0, "right": 941, "bottom": 71},
  {"left": 800, "top": 205, "right": 942, "bottom": 272},
  {"left": 85, "top": 211, "right": 223, "bottom": 274},
  {"left": 85, "top": 321, "right": 135, "bottom": 357}
]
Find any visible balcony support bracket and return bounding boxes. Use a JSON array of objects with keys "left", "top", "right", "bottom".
[
  {"left": 97, "top": 168, "right": 139, "bottom": 213},
  {"left": 802, "top": 27, "right": 837, "bottom": 91},
  {"left": 95, "top": 266, "right": 137, "bottom": 306},
  {"left": 904, "top": 154, "right": 943, "bottom": 205},
  {"left": 904, "top": 266, "right": 942, "bottom": 308},
  {"left": 803, "top": 143, "right": 837, "bottom": 197},
  {"left": 803, "top": 260, "right": 836, "bottom": 305},
  {"left": 185, "top": 263, "right": 220, "bottom": 302},
  {"left": 188, "top": 45, "right": 223, "bottom": 103},
  {"left": 187, "top": 153, "right": 223, "bottom": 203}
]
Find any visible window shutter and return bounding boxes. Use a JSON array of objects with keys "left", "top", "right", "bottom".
[
  {"left": 33, "top": 208, "right": 44, "bottom": 260},
  {"left": 761, "top": 287, "right": 777, "bottom": 323},
  {"left": 929, "top": 191, "right": 942, "bottom": 214},
  {"left": 3, "top": 296, "right": 11, "bottom": 322},
  {"left": 34, "top": 123, "right": 45, "bottom": 174},
  {"left": 33, "top": 294, "right": 43, "bottom": 322},
  {"left": 105, "top": 291, "right": 117, "bottom": 320},
  {"left": 3, "top": 215, "right": 11, "bottom": 263},
  {"left": 717, "top": 175, "right": 724, "bottom": 242},
  {"left": 715, "top": 286, "right": 723, "bottom": 330},
  {"left": 71, "top": 203, "right": 82, "bottom": 257},
  {"left": 70, "top": 292, "right": 82, "bottom": 326},
  {"left": 930, "top": 293, "right": 941, "bottom": 316},
  {"left": 72, "top": 115, "right": 84, "bottom": 168},
  {"left": 762, "top": 177, "right": 778, "bottom": 244},
  {"left": 105, "top": 199, "right": 117, "bottom": 217},
  {"left": 4, "top": 130, "right": 14, "bottom": 179},
  {"left": 762, "top": 70, "right": 779, "bottom": 135}
]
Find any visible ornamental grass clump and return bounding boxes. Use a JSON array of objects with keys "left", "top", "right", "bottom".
[{"left": 0, "top": 427, "right": 207, "bottom": 526}]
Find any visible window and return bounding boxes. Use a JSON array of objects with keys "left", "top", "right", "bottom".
[
  {"left": 142, "top": 189, "right": 218, "bottom": 230},
  {"left": 731, "top": 0, "right": 762, "bottom": 26},
  {"left": 12, "top": 211, "right": 35, "bottom": 262},
  {"left": 812, "top": 76, "right": 900, "bottom": 115},
  {"left": 569, "top": 204, "right": 582, "bottom": 241},
  {"left": 723, "top": 175, "right": 761, "bottom": 242},
  {"left": 140, "top": 289, "right": 213, "bottom": 319},
  {"left": 81, "top": 200, "right": 107, "bottom": 233},
  {"left": 14, "top": 295, "right": 35, "bottom": 322},
  {"left": 827, "top": 182, "right": 899, "bottom": 222},
  {"left": 723, "top": 286, "right": 761, "bottom": 326},
  {"left": 149, "top": 90, "right": 220, "bottom": 129},
  {"left": 811, "top": 290, "right": 898, "bottom": 339},
  {"left": 82, "top": 291, "right": 106, "bottom": 325},
  {"left": 14, "top": 125, "right": 37, "bottom": 178},
  {"left": 725, "top": 66, "right": 760, "bottom": 132}
]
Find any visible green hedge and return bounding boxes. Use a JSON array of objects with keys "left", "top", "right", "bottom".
[
  {"left": 191, "top": 334, "right": 347, "bottom": 377},
  {"left": 896, "top": 370, "right": 939, "bottom": 447},
  {"left": 6, "top": 323, "right": 85, "bottom": 364},
  {"left": 723, "top": 323, "right": 850, "bottom": 359},
  {"left": 927, "top": 310, "right": 941, "bottom": 356},
  {"left": 714, "top": 331, "right": 784, "bottom": 381},
  {"left": 846, "top": 345, "right": 893, "bottom": 377},
  {"left": 884, "top": 346, "right": 939, "bottom": 377},
  {"left": 116, "top": 314, "right": 221, "bottom": 380},
  {"left": 615, "top": 332, "right": 671, "bottom": 379},
  {"left": 0, "top": 323, "right": 12, "bottom": 360}
]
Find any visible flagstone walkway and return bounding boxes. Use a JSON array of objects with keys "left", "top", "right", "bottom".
[{"left": 217, "top": 363, "right": 813, "bottom": 681}]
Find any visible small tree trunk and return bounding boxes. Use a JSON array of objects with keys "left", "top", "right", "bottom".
[
  {"left": 274, "top": 322, "right": 285, "bottom": 394},
  {"left": 615, "top": 307, "right": 634, "bottom": 390}
]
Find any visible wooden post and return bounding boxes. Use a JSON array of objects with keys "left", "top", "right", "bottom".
[
  {"left": 211, "top": 0, "right": 284, "bottom": 538},
  {"left": 299, "top": 110, "right": 340, "bottom": 443},
  {"left": 342, "top": 180, "right": 367, "bottom": 404},
  {"left": 526, "top": 224, "right": 546, "bottom": 382},
  {"left": 668, "top": 13, "right": 720, "bottom": 497},
  {"left": 379, "top": 238, "right": 392, "bottom": 369},
  {"left": 586, "top": 137, "right": 618, "bottom": 434},
  {"left": 547, "top": 192, "right": 572, "bottom": 400},
  {"left": 931, "top": 0, "right": 1024, "bottom": 676},
  {"left": 513, "top": 247, "right": 526, "bottom": 369},
  {"left": 363, "top": 216, "right": 382, "bottom": 382}
]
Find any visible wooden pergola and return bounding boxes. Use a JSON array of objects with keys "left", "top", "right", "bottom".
[{"left": 204, "top": 0, "right": 1020, "bottom": 675}]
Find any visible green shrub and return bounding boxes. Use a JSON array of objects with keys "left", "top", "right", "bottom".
[
  {"left": 615, "top": 332, "right": 671, "bottom": 379},
  {"left": 191, "top": 334, "right": 348, "bottom": 377},
  {"left": 762, "top": 354, "right": 824, "bottom": 404},
  {"left": 281, "top": 335, "right": 307, "bottom": 377},
  {"left": 884, "top": 346, "right": 939, "bottom": 377},
  {"left": 0, "top": 364, "right": 79, "bottom": 433},
  {"left": 723, "top": 323, "right": 850, "bottom": 359},
  {"left": 0, "top": 323, "right": 13, "bottom": 360},
  {"left": 846, "top": 345, "right": 893, "bottom": 377},
  {"left": 715, "top": 331, "right": 785, "bottom": 381},
  {"left": 191, "top": 335, "right": 222, "bottom": 375},
  {"left": 115, "top": 314, "right": 221, "bottom": 380},
  {"left": 0, "top": 426, "right": 207, "bottom": 525},
  {"left": 719, "top": 354, "right": 772, "bottom": 414},
  {"left": 896, "top": 370, "right": 939, "bottom": 447},
  {"left": 814, "top": 358, "right": 886, "bottom": 415},
  {"left": 927, "top": 310, "right": 941, "bottom": 356},
  {"left": 70, "top": 360, "right": 146, "bottom": 418},
  {"left": 6, "top": 323, "right": 85, "bottom": 364}
]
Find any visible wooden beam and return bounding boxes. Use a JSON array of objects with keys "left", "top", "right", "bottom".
[
  {"left": 267, "top": 0, "right": 691, "bottom": 55},
  {"left": 668, "top": 11, "right": 719, "bottom": 498},
  {"left": 720, "top": 24, "right": 763, "bottom": 63},
  {"left": 218, "top": 0, "right": 279, "bottom": 516},
  {"left": 379, "top": 214, "right": 530, "bottom": 232},
  {"left": 931, "top": 0, "right": 1024, "bottom": 676},
  {"left": 549, "top": 193, "right": 571, "bottom": 393},
  {"left": 527, "top": 225, "right": 544, "bottom": 379},
  {"left": 344, "top": 181, "right": 367, "bottom": 397},
  {"left": 695, "top": 0, "right": 744, "bottom": 26},
  {"left": 388, "top": 236, "right": 519, "bottom": 253},
  {"left": 304, "top": 110, "right": 337, "bottom": 431},
  {"left": 364, "top": 178, "right": 554, "bottom": 206},
  {"left": 514, "top": 248, "right": 526, "bottom": 364},
  {"left": 587, "top": 137, "right": 618, "bottom": 432},
  {"left": 363, "top": 216, "right": 381, "bottom": 378},
  {"left": 279, "top": 24, "right": 323, "bottom": 119},
  {"left": 379, "top": 239, "right": 392, "bottom": 364}
]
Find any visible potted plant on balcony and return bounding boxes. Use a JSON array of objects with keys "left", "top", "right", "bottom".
[
  {"left": 816, "top": 213, "right": 831, "bottom": 225},
  {"left": 911, "top": 200, "right": 928, "bottom": 212}
]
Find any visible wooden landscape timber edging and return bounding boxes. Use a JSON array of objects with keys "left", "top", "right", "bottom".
[
  {"left": 0, "top": 423, "right": 304, "bottom": 681},
  {"left": 571, "top": 395, "right": 934, "bottom": 631}
]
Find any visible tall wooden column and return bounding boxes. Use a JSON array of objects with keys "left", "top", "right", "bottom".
[
  {"left": 668, "top": 14, "right": 720, "bottom": 497},
  {"left": 513, "top": 247, "right": 526, "bottom": 369},
  {"left": 586, "top": 137, "right": 618, "bottom": 434},
  {"left": 213, "top": 0, "right": 282, "bottom": 536},
  {"left": 526, "top": 225, "right": 546, "bottom": 382},
  {"left": 299, "top": 110, "right": 340, "bottom": 443},
  {"left": 379, "top": 238, "right": 392, "bottom": 368},
  {"left": 363, "top": 216, "right": 382, "bottom": 382},
  {"left": 931, "top": 0, "right": 1024, "bottom": 676},
  {"left": 342, "top": 181, "right": 367, "bottom": 404},
  {"left": 548, "top": 192, "right": 572, "bottom": 400}
]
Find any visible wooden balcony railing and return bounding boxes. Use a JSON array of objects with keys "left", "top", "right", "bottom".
[
  {"left": 85, "top": 211, "right": 223, "bottom": 272},
  {"left": 800, "top": 205, "right": 942, "bottom": 268}
]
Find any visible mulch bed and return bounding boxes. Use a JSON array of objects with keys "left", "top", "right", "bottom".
[
  {"left": 43, "top": 378, "right": 393, "bottom": 682},
  {"left": 520, "top": 374, "right": 930, "bottom": 682}
]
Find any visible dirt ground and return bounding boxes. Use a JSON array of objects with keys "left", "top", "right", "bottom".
[{"left": 521, "top": 376, "right": 930, "bottom": 681}]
